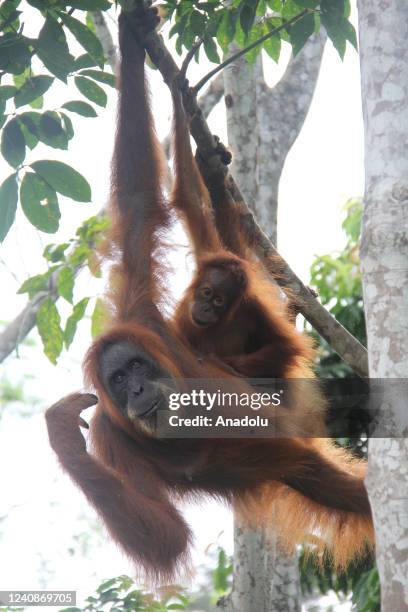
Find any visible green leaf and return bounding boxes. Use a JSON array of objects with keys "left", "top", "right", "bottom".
[
  {"left": 0, "top": 173, "right": 18, "bottom": 241},
  {"left": 203, "top": 35, "right": 220, "bottom": 64},
  {"left": 263, "top": 22, "right": 281, "bottom": 61},
  {"left": 75, "top": 76, "right": 107, "bottom": 107},
  {"left": 30, "top": 160, "right": 91, "bottom": 202},
  {"left": 282, "top": 0, "right": 303, "bottom": 19},
  {"left": 65, "top": 297, "right": 89, "bottom": 348},
  {"left": 57, "top": 265, "right": 74, "bottom": 303},
  {"left": 0, "top": 33, "right": 31, "bottom": 74},
  {"left": 27, "top": 0, "right": 49, "bottom": 7},
  {"left": 60, "top": 112, "right": 74, "bottom": 140},
  {"left": 38, "top": 111, "right": 68, "bottom": 149},
  {"left": 19, "top": 122, "right": 38, "bottom": 149},
  {"left": 14, "top": 75, "right": 54, "bottom": 108},
  {"left": 60, "top": 13, "right": 104, "bottom": 67},
  {"left": 18, "top": 112, "right": 40, "bottom": 149},
  {"left": 1, "top": 118, "right": 25, "bottom": 168},
  {"left": 341, "top": 17, "right": 357, "bottom": 50},
  {"left": 295, "top": 0, "right": 319, "bottom": 7},
  {"left": 321, "top": 14, "right": 345, "bottom": 58},
  {"left": 174, "top": 593, "right": 189, "bottom": 606},
  {"left": 0, "top": 1, "right": 21, "bottom": 32},
  {"left": 0, "top": 85, "right": 17, "bottom": 100},
  {"left": 0, "top": 101, "right": 5, "bottom": 130},
  {"left": 343, "top": 0, "right": 351, "bottom": 18},
  {"left": 91, "top": 298, "right": 107, "bottom": 337},
  {"left": 234, "top": 17, "right": 247, "bottom": 48},
  {"left": 216, "top": 11, "right": 234, "bottom": 52},
  {"left": 75, "top": 53, "right": 98, "bottom": 70},
  {"left": 36, "top": 297, "right": 64, "bottom": 364},
  {"left": 13, "top": 67, "right": 30, "bottom": 89},
  {"left": 189, "top": 10, "right": 206, "bottom": 36},
  {"left": 240, "top": 2, "right": 258, "bottom": 36},
  {"left": 290, "top": 11, "right": 315, "bottom": 55},
  {"left": 78, "top": 69, "right": 116, "bottom": 87},
  {"left": 18, "top": 271, "right": 52, "bottom": 299},
  {"left": 246, "top": 22, "right": 264, "bottom": 63},
  {"left": 19, "top": 111, "right": 41, "bottom": 130},
  {"left": 342, "top": 199, "right": 362, "bottom": 242},
  {"left": 20, "top": 171, "right": 61, "bottom": 233},
  {"left": 30, "top": 95, "right": 44, "bottom": 109},
  {"left": 62, "top": 100, "right": 97, "bottom": 117},
  {"left": 66, "top": 0, "right": 110, "bottom": 9},
  {"left": 257, "top": 0, "right": 267, "bottom": 16},
  {"left": 76, "top": 213, "right": 109, "bottom": 242},
  {"left": 86, "top": 11, "right": 97, "bottom": 33},
  {"left": 69, "top": 242, "right": 90, "bottom": 267},
  {"left": 320, "top": 0, "right": 356, "bottom": 58},
  {"left": 266, "top": 0, "right": 281, "bottom": 9},
  {"left": 225, "top": 8, "right": 240, "bottom": 43},
  {"left": 34, "top": 16, "right": 75, "bottom": 82},
  {"left": 43, "top": 242, "right": 70, "bottom": 263}
]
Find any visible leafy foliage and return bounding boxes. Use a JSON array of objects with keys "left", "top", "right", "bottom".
[
  {"left": 0, "top": 172, "right": 18, "bottom": 240},
  {"left": 36, "top": 297, "right": 64, "bottom": 364},
  {"left": 59, "top": 574, "right": 191, "bottom": 611},
  {"left": 0, "top": 0, "right": 356, "bottom": 243},
  {"left": 310, "top": 199, "right": 366, "bottom": 378},
  {"left": 212, "top": 546, "right": 233, "bottom": 599},
  {"left": 352, "top": 568, "right": 380, "bottom": 612},
  {"left": 0, "top": 0, "right": 116, "bottom": 242},
  {"left": 163, "top": 0, "right": 357, "bottom": 66},
  {"left": 30, "top": 160, "right": 91, "bottom": 202},
  {"left": 300, "top": 549, "right": 379, "bottom": 611},
  {"left": 17, "top": 215, "right": 109, "bottom": 363},
  {"left": 20, "top": 171, "right": 61, "bottom": 232}
]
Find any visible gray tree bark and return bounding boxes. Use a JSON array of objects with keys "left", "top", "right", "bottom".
[
  {"left": 221, "top": 34, "right": 325, "bottom": 612},
  {"left": 92, "top": 11, "right": 118, "bottom": 73},
  {"left": 224, "top": 33, "right": 326, "bottom": 244},
  {"left": 358, "top": 0, "right": 408, "bottom": 609}
]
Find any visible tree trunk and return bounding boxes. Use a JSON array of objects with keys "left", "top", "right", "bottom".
[
  {"left": 218, "top": 519, "right": 300, "bottom": 611},
  {"left": 358, "top": 1, "right": 408, "bottom": 608},
  {"left": 221, "top": 34, "right": 325, "bottom": 612}
]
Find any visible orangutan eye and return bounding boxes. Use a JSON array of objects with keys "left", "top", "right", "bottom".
[
  {"left": 112, "top": 370, "right": 126, "bottom": 385},
  {"left": 201, "top": 287, "right": 212, "bottom": 299},
  {"left": 213, "top": 295, "right": 224, "bottom": 307}
]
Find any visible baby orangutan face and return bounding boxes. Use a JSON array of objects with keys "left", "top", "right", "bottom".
[{"left": 191, "top": 264, "right": 246, "bottom": 327}]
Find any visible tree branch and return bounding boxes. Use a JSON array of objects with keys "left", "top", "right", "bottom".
[
  {"left": 92, "top": 10, "right": 118, "bottom": 73},
  {"left": 262, "top": 30, "right": 327, "bottom": 156},
  {"left": 162, "top": 71, "right": 224, "bottom": 159},
  {"left": 0, "top": 289, "right": 57, "bottom": 363},
  {"left": 140, "top": 24, "right": 368, "bottom": 378},
  {"left": 254, "top": 30, "right": 326, "bottom": 242}
]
